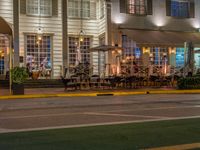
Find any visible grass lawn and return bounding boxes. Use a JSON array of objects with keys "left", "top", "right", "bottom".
[{"left": 0, "top": 118, "right": 200, "bottom": 150}]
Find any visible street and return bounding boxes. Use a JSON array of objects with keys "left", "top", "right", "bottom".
[{"left": 0, "top": 94, "right": 200, "bottom": 133}]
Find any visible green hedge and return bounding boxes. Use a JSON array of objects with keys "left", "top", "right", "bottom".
[{"left": 177, "top": 77, "right": 200, "bottom": 89}]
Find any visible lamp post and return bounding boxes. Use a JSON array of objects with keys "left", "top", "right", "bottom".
[{"left": 9, "top": 35, "right": 13, "bottom": 95}]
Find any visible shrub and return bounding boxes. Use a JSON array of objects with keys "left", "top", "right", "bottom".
[
  {"left": 177, "top": 77, "right": 200, "bottom": 89},
  {"left": 11, "top": 67, "right": 29, "bottom": 84}
]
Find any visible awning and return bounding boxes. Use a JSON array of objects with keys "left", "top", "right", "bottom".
[
  {"left": 122, "top": 29, "right": 200, "bottom": 47},
  {"left": 0, "top": 17, "right": 12, "bottom": 35},
  {"left": 89, "top": 45, "right": 123, "bottom": 52}
]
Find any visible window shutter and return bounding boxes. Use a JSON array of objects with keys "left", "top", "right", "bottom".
[
  {"left": 190, "top": 1, "right": 195, "bottom": 18},
  {"left": 147, "top": 0, "right": 152, "bottom": 15},
  {"left": 166, "top": 0, "right": 171, "bottom": 16},
  {"left": 20, "top": 0, "right": 26, "bottom": 14},
  {"left": 90, "top": 2, "right": 96, "bottom": 19},
  {"left": 52, "top": 0, "right": 58, "bottom": 16},
  {"left": 120, "top": 0, "right": 127, "bottom": 13}
]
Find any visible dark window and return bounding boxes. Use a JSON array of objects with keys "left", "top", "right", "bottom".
[{"left": 171, "top": 0, "right": 189, "bottom": 18}]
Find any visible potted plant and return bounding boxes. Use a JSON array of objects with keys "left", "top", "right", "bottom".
[{"left": 11, "top": 67, "right": 29, "bottom": 95}]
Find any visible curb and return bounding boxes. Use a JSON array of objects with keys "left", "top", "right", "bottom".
[{"left": 1, "top": 90, "right": 200, "bottom": 100}]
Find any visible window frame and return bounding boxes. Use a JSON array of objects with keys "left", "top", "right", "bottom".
[
  {"left": 170, "top": 0, "right": 190, "bottom": 18},
  {"left": 25, "top": 34, "right": 53, "bottom": 71},
  {"left": 99, "top": 0, "right": 105, "bottom": 19},
  {"left": 26, "top": 0, "right": 52, "bottom": 17},
  {"left": 68, "top": 36, "right": 91, "bottom": 68},
  {"left": 68, "top": 0, "right": 91, "bottom": 19},
  {"left": 127, "top": 0, "right": 147, "bottom": 16}
]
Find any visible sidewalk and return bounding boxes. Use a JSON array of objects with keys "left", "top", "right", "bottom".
[{"left": 1, "top": 87, "right": 200, "bottom": 100}]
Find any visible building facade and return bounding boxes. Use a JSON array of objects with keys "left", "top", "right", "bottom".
[
  {"left": 0, "top": 0, "right": 108, "bottom": 79},
  {"left": 1, "top": 0, "right": 200, "bottom": 79},
  {"left": 111, "top": 0, "right": 200, "bottom": 75}
]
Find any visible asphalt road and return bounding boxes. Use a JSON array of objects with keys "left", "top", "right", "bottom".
[{"left": 0, "top": 94, "right": 200, "bottom": 133}]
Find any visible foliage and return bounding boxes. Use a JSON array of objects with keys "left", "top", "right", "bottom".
[
  {"left": 177, "top": 76, "right": 200, "bottom": 89},
  {"left": 11, "top": 67, "right": 28, "bottom": 84}
]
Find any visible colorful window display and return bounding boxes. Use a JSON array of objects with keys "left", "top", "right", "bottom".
[
  {"left": 176, "top": 48, "right": 185, "bottom": 67},
  {"left": 26, "top": 35, "right": 52, "bottom": 72},
  {"left": 122, "top": 35, "right": 142, "bottom": 65}
]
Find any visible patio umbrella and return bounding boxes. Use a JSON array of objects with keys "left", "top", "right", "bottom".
[{"left": 89, "top": 45, "right": 123, "bottom": 76}]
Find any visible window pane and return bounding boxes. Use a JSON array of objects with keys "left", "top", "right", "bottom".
[
  {"left": 68, "top": 0, "right": 90, "bottom": 18},
  {"left": 69, "top": 37, "right": 91, "bottom": 71},
  {"left": 176, "top": 48, "right": 185, "bottom": 67},
  {"left": 171, "top": 0, "right": 189, "bottom": 18},
  {"left": 27, "top": 0, "right": 39, "bottom": 15},
  {"left": 26, "top": 35, "right": 52, "bottom": 71},
  {"left": 26, "top": 0, "right": 52, "bottom": 16},
  {"left": 128, "top": 0, "right": 146, "bottom": 15}
]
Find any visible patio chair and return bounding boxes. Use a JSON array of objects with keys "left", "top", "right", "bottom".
[
  {"left": 61, "top": 76, "right": 80, "bottom": 91},
  {"left": 89, "top": 75, "right": 100, "bottom": 88}
]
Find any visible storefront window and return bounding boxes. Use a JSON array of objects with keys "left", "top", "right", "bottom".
[
  {"left": 122, "top": 35, "right": 142, "bottom": 65},
  {"left": 69, "top": 37, "right": 91, "bottom": 67},
  {"left": 150, "top": 47, "right": 168, "bottom": 66},
  {"left": 194, "top": 48, "right": 200, "bottom": 68},
  {"left": 26, "top": 35, "right": 52, "bottom": 72},
  {"left": 176, "top": 48, "right": 184, "bottom": 67}
]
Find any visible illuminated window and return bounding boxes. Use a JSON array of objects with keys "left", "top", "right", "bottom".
[
  {"left": 128, "top": 0, "right": 146, "bottom": 15},
  {"left": 68, "top": 0, "right": 90, "bottom": 18},
  {"left": 150, "top": 47, "right": 168, "bottom": 66},
  {"left": 171, "top": 0, "right": 189, "bottom": 18},
  {"left": 26, "top": 35, "right": 52, "bottom": 70},
  {"left": 122, "top": 35, "right": 142, "bottom": 65},
  {"left": 69, "top": 37, "right": 91, "bottom": 67},
  {"left": 26, "top": 0, "right": 52, "bottom": 16},
  {"left": 176, "top": 48, "right": 184, "bottom": 67},
  {"left": 0, "top": 35, "right": 8, "bottom": 75}
]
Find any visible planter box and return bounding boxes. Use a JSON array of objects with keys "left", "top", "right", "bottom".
[{"left": 12, "top": 83, "right": 24, "bottom": 95}]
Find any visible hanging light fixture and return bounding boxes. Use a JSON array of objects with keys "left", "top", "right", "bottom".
[
  {"left": 35, "top": 0, "right": 44, "bottom": 44},
  {"left": 79, "top": 0, "right": 85, "bottom": 42},
  {"left": 79, "top": 30, "right": 85, "bottom": 42}
]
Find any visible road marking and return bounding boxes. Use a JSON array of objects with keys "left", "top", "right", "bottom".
[
  {"left": 0, "top": 105, "right": 199, "bottom": 120},
  {"left": 0, "top": 112, "right": 83, "bottom": 119},
  {"left": 101, "top": 105, "right": 200, "bottom": 113},
  {"left": 84, "top": 112, "right": 170, "bottom": 119},
  {"left": 1, "top": 116, "right": 200, "bottom": 134},
  {"left": 148, "top": 143, "right": 200, "bottom": 150}
]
